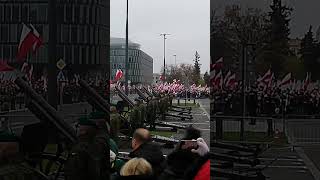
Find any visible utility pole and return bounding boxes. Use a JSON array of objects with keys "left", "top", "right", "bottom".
[
  {"left": 160, "top": 33, "right": 170, "bottom": 82},
  {"left": 125, "top": 0, "right": 129, "bottom": 95},
  {"left": 173, "top": 54, "right": 177, "bottom": 65},
  {"left": 48, "top": 0, "right": 57, "bottom": 109}
]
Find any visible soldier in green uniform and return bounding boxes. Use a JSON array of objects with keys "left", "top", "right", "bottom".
[
  {"left": 0, "top": 130, "right": 47, "bottom": 180},
  {"left": 64, "top": 116, "right": 109, "bottom": 180}
]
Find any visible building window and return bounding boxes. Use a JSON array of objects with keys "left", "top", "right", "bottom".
[
  {"left": 71, "top": 26, "right": 78, "bottom": 43},
  {"left": 10, "top": 24, "right": 17, "bottom": 43},
  {"left": 0, "top": 6, "right": 3, "bottom": 22},
  {"left": 0, "top": 25, "right": 9, "bottom": 42},
  {"left": 38, "top": 5, "right": 47, "bottom": 22},
  {"left": 4, "top": 5, "right": 12, "bottom": 22},
  {"left": 66, "top": 5, "right": 72, "bottom": 22},
  {"left": 62, "top": 25, "right": 70, "bottom": 43},
  {"left": 30, "top": 6, "right": 37, "bottom": 22},
  {"left": 12, "top": 5, "right": 20, "bottom": 22}
]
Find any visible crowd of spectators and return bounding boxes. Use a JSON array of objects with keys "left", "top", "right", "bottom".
[{"left": 110, "top": 127, "right": 210, "bottom": 180}]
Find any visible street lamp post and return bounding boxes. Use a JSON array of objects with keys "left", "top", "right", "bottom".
[
  {"left": 160, "top": 33, "right": 170, "bottom": 82},
  {"left": 125, "top": 0, "right": 129, "bottom": 95},
  {"left": 240, "top": 42, "right": 255, "bottom": 141},
  {"left": 173, "top": 55, "right": 177, "bottom": 65},
  {"left": 48, "top": 0, "right": 57, "bottom": 109}
]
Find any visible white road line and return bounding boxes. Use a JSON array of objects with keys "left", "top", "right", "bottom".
[
  {"left": 296, "top": 147, "right": 320, "bottom": 180},
  {"left": 259, "top": 158, "right": 304, "bottom": 162},
  {"left": 166, "top": 122, "right": 209, "bottom": 125},
  {"left": 198, "top": 101, "right": 210, "bottom": 120}
]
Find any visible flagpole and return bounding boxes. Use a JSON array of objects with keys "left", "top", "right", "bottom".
[
  {"left": 125, "top": 0, "right": 129, "bottom": 95},
  {"left": 48, "top": 0, "right": 58, "bottom": 109}
]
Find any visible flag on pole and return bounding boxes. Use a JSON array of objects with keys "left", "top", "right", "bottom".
[
  {"left": 114, "top": 69, "right": 123, "bottom": 81},
  {"left": 211, "top": 57, "right": 223, "bottom": 70},
  {"left": 224, "top": 70, "right": 232, "bottom": 85},
  {"left": 214, "top": 71, "right": 223, "bottom": 89},
  {"left": 279, "top": 73, "right": 292, "bottom": 87},
  {"left": 303, "top": 72, "right": 311, "bottom": 90},
  {"left": 226, "top": 73, "right": 236, "bottom": 88},
  {"left": 257, "top": 69, "right": 272, "bottom": 83},
  {"left": 0, "top": 60, "right": 14, "bottom": 72},
  {"left": 17, "top": 23, "right": 43, "bottom": 61}
]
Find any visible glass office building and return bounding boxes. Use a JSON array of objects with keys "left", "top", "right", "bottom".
[
  {"left": 0, "top": 0, "right": 109, "bottom": 78},
  {"left": 110, "top": 38, "right": 153, "bottom": 85}
]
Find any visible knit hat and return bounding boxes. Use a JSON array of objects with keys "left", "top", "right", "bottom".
[
  {"left": 78, "top": 117, "right": 97, "bottom": 127},
  {"left": 89, "top": 111, "right": 106, "bottom": 119},
  {"left": 0, "top": 130, "right": 19, "bottom": 142}
]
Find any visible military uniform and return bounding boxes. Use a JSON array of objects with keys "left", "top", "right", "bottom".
[
  {"left": 0, "top": 131, "right": 47, "bottom": 180},
  {"left": 64, "top": 117, "right": 109, "bottom": 180}
]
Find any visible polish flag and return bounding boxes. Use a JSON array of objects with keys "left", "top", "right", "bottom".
[
  {"left": 214, "top": 71, "right": 223, "bottom": 88},
  {"left": 226, "top": 73, "right": 236, "bottom": 88},
  {"left": 114, "top": 69, "right": 123, "bottom": 81},
  {"left": 257, "top": 69, "right": 272, "bottom": 83},
  {"left": 211, "top": 57, "right": 223, "bottom": 70},
  {"left": 303, "top": 73, "right": 311, "bottom": 90},
  {"left": 29, "top": 24, "right": 43, "bottom": 54},
  {"left": 160, "top": 75, "right": 165, "bottom": 81},
  {"left": 17, "top": 23, "right": 43, "bottom": 61},
  {"left": 224, "top": 70, "right": 232, "bottom": 85},
  {"left": 0, "top": 60, "right": 14, "bottom": 72},
  {"left": 279, "top": 73, "right": 292, "bottom": 87}
]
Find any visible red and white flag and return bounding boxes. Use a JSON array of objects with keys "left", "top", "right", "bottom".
[
  {"left": 29, "top": 24, "right": 43, "bottom": 54},
  {"left": 0, "top": 60, "right": 14, "bottom": 72},
  {"left": 279, "top": 73, "right": 292, "bottom": 87},
  {"left": 17, "top": 23, "right": 43, "bottom": 61},
  {"left": 257, "top": 69, "right": 272, "bottom": 83},
  {"left": 114, "top": 69, "right": 123, "bottom": 81},
  {"left": 214, "top": 71, "right": 223, "bottom": 89},
  {"left": 224, "top": 70, "right": 232, "bottom": 85},
  {"left": 226, "top": 73, "right": 236, "bottom": 88},
  {"left": 211, "top": 57, "right": 223, "bottom": 70},
  {"left": 303, "top": 72, "right": 311, "bottom": 90}
]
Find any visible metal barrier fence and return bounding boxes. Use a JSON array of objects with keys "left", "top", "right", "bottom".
[
  {"left": 211, "top": 115, "right": 284, "bottom": 141},
  {"left": 286, "top": 119, "right": 320, "bottom": 146}
]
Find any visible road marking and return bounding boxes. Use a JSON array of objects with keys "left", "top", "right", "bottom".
[
  {"left": 237, "top": 164, "right": 308, "bottom": 169},
  {"left": 259, "top": 158, "right": 304, "bottom": 162},
  {"left": 167, "top": 122, "right": 209, "bottom": 125},
  {"left": 198, "top": 101, "right": 210, "bottom": 120},
  {"left": 296, "top": 147, "right": 320, "bottom": 180}
]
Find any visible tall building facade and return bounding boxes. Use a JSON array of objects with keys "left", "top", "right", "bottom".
[
  {"left": 0, "top": 0, "right": 109, "bottom": 79},
  {"left": 110, "top": 37, "right": 153, "bottom": 85}
]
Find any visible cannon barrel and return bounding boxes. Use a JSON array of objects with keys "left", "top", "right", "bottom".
[
  {"left": 142, "top": 87, "right": 154, "bottom": 98},
  {"left": 135, "top": 87, "right": 148, "bottom": 101},
  {"left": 78, "top": 79, "right": 110, "bottom": 115},
  {"left": 15, "top": 77, "right": 77, "bottom": 144},
  {"left": 115, "top": 86, "right": 135, "bottom": 107}
]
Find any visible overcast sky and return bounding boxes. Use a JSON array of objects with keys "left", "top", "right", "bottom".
[
  {"left": 111, "top": 0, "right": 210, "bottom": 74},
  {"left": 212, "top": 0, "right": 320, "bottom": 38}
]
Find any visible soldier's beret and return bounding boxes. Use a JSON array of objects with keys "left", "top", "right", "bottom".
[
  {"left": 89, "top": 111, "right": 106, "bottom": 119},
  {"left": 78, "top": 117, "right": 97, "bottom": 127},
  {"left": 0, "top": 131, "right": 19, "bottom": 142}
]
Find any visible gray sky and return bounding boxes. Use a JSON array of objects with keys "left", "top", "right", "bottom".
[
  {"left": 212, "top": 0, "right": 320, "bottom": 38},
  {"left": 111, "top": 0, "right": 210, "bottom": 74}
]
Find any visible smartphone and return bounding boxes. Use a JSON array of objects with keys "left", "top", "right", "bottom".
[{"left": 180, "top": 140, "right": 198, "bottom": 150}]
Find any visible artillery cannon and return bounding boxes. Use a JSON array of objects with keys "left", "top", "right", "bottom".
[
  {"left": 8, "top": 76, "right": 79, "bottom": 180},
  {"left": 114, "top": 86, "right": 179, "bottom": 146},
  {"left": 142, "top": 87, "right": 193, "bottom": 121},
  {"left": 135, "top": 87, "right": 186, "bottom": 131}
]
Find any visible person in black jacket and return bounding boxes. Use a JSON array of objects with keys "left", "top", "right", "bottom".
[{"left": 128, "top": 128, "right": 165, "bottom": 176}]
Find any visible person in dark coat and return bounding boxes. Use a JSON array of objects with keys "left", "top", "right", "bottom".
[{"left": 128, "top": 128, "right": 165, "bottom": 176}]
